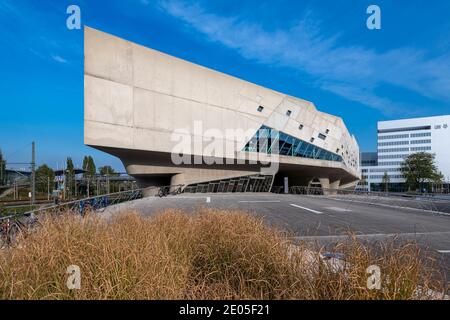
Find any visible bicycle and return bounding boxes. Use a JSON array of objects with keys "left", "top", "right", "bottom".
[
  {"left": 0, "top": 216, "right": 32, "bottom": 248},
  {"left": 158, "top": 186, "right": 182, "bottom": 197}
]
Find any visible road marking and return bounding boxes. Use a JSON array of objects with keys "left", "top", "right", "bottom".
[
  {"left": 162, "top": 196, "right": 208, "bottom": 200},
  {"left": 293, "top": 231, "right": 450, "bottom": 241},
  {"left": 238, "top": 200, "right": 281, "bottom": 203},
  {"left": 437, "top": 250, "right": 450, "bottom": 254},
  {"left": 325, "top": 207, "right": 352, "bottom": 212},
  {"left": 206, "top": 197, "right": 211, "bottom": 203},
  {"left": 324, "top": 197, "right": 450, "bottom": 216},
  {"left": 290, "top": 204, "right": 323, "bottom": 214}
]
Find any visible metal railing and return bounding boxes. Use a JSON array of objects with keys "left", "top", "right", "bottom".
[
  {"left": 0, "top": 184, "right": 185, "bottom": 248},
  {"left": 1, "top": 189, "right": 143, "bottom": 221}
]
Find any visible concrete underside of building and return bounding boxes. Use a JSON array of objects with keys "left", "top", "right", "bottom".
[{"left": 84, "top": 27, "right": 361, "bottom": 193}]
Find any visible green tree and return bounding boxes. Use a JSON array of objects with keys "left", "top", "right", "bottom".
[
  {"left": 82, "top": 156, "right": 96, "bottom": 177},
  {"left": 82, "top": 156, "right": 89, "bottom": 177},
  {"left": 401, "top": 152, "right": 442, "bottom": 192},
  {"left": 99, "top": 165, "right": 118, "bottom": 176},
  {"left": 82, "top": 156, "right": 97, "bottom": 196},
  {"left": 98, "top": 166, "right": 119, "bottom": 194},
  {"left": 66, "top": 157, "right": 75, "bottom": 198},
  {"left": 35, "top": 164, "right": 55, "bottom": 194},
  {"left": 381, "top": 171, "right": 390, "bottom": 192},
  {"left": 0, "top": 149, "right": 6, "bottom": 186},
  {"left": 89, "top": 156, "right": 96, "bottom": 176}
]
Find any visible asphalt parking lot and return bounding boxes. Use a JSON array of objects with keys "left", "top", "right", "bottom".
[{"left": 104, "top": 192, "right": 450, "bottom": 278}]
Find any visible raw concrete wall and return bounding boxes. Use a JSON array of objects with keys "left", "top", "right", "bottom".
[{"left": 84, "top": 27, "right": 361, "bottom": 187}]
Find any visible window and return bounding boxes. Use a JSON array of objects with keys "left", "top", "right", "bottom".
[
  {"left": 378, "top": 148, "right": 409, "bottom": 153},
  {"left": 410, "top": 139, "right": 431, "bottom": 145},
  {"left": 378, "top": 141, "right": 409, "bottom": 147},
  {"left": 243, "top": 125, "right": 343, "bottom": 163},
  {"left": 299, "top": 124, "right": 304, "bottom": 130},
  {"left": 369, "top": 175, "right": 404, "bottom": 180},
  {"left": 410, "top": 146, "right": 432, "bottom": 152},
  {"left": 378, "top": 154, "right": 408, "bottom": 160},
  {"left": 286, "top": 110, "right": 292, "bottom": 116},
  {"left": 378, "top": 134, "right": 409, "bottom": 140},
  {"left": 318, "top": 133, "right": 326, "bottom": 140},
  {"left": 257, "top": 106, "right": 264, "bottom": 112},
  {"left": 378, "top": 161, "right": 405, "bottom": 166},
  {"left": 370, "top": 168, "right": 402, "bottom": 173},
  {"left": 410, "top": 132, "right": 431, "bottom": 138}
]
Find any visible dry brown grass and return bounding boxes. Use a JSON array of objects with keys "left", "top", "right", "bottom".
[{"left": 0, "top": 209, "right": 447, "bottom": 300}]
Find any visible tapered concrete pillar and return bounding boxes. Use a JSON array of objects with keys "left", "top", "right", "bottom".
[
  {"left": 330, "top": 180, "right": 340, "bottom": 189},
  {"left": 318, "top": 178, "right": 330, "bottom": 189},
  {"left": 170, "top": 173, "right": 186, "bottom": 192},
  {"left": 329, "top": 179, "right": 341, "bottom": 195},
  {"left": 318, "top": 178, "right": 339, "bottom": 195}
]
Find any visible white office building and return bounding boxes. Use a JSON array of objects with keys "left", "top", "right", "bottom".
[{"left": 360, "top": 115, "right": 450, "bottom": 192}]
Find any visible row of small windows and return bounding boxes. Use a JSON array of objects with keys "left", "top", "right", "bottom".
[
  {"left": 378, "top": 161, "right": 405, "bottom": 166},
  {"left": 378, "top": 154, "right": 408, "bottom": 160},
  {"left": 411, "top": 132, "right": 431, "bottom": 138},
  {"left": 258, "top": 106, "right": 332, "bottom": 141},
  {"left": 243, "top": 125, "right": 343, "bottom": 163},
  {"left": 296, "top": 122, "right": 330, "bottom": 140},
  {"left": 410, "top": 146, "right": 432, "bottom": 152},
  {"left": 369, "top": 168, "right": 402, "bottom": 173},
  {"left": 378, "top": 148, "right": 410, "bottom": 153},
  {"left": 410, "top": 139, "right": 431, "bottom": 145},
  {"left": 378, "top": 140, "right": 410, "bottom": 147},
  {"left": 307, "top": 132, "right": 330, "bottom": 143},
  {"left": 378, "top": 134, "right": 409, "bottom": 140},
  {"left": 378, "top": 132, "right": 432, "bottom": 140},
  {"left": 258, "top": 105, "right": 294, "bottom": 118},
  {"left": 369, "top": 175, "right": 404, "bottom": 179},
  {"left": 377, "top": 139, "right": 432, "bottom": 147}
]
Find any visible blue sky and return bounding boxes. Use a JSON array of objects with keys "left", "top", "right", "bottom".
[{"left": 0, "top": 0, "right": 449, "bottom": 171}]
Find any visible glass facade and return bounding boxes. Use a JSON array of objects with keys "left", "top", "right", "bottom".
[{"left": 243, "top": 125, "right": 343, "bottom": 162}]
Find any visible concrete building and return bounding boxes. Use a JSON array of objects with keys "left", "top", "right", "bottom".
[
  {"left": 359, "top": 115, "right": 450, "bottom": 192},
  {"left": 84, "top": 27, "right": 360, "bottom": 193}
]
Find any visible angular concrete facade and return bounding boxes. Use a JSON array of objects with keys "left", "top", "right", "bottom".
[{"left": 84, "top": 27, "right": 361, "bottom": 191}]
